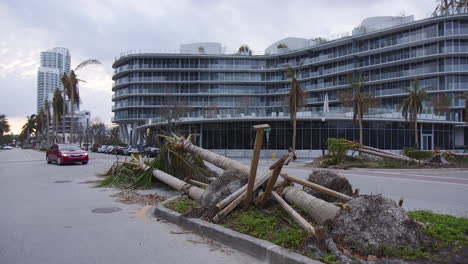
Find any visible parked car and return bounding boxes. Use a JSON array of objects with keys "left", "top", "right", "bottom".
[
  {"left": 123, "top": 146, "right": 140, "bottom": 156},
  {"left": 2, "top": 145, "right": 13, "bottom": 150},
  {"left": 97, "top": 145, "right": 108, "bottom": 153},
  {"left": 112, "top": 146, "right": 126, "bottom": 155},
  {"left": 46, "top": 144, "right": 89, "bottom": 165},
  {"left": 144, "top": 147, "right": 160, "bottom": 157},
  {"left": 105, "top": 145, "right": 116, "bottom": 154}
]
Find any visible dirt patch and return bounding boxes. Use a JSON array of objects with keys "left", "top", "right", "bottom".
[
  {"left": 111, "top": 190, "right": 165, "bottom": 206},
  {"left": 331, "top": 195, "right": 425, "bottom": 257},
  {"left": 303, "top": 170, "right": 353, "bottom": 202}
]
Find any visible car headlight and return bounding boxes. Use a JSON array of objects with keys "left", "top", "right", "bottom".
[
  {"left": 84, "top": 152, "right": 88, "bottom": 156},
  {"left": 61, "top": 153, "right": 69, "bottom": 156}
]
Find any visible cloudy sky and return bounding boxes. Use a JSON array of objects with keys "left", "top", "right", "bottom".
[{"left": 0, "top": 0, "right": 434, "bottom": 134}]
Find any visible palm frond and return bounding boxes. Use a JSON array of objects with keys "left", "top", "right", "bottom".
[{"left": 74, "top": 59, "right": 101, "bottom": 71}]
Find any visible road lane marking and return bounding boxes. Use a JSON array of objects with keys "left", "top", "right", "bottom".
[
  {"left": 342, "top": 173, "right": 468, "bottom": 186},
  {"left": 359, "top": 170, "right": 468, "bottom": 181}
]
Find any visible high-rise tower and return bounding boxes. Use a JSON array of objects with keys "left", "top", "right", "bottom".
[{"left": 37, "top": 47, "right": 71, "bottom": 113}]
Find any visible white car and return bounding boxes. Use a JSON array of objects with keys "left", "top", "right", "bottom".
[
  {"left": 105, "top": 145, "right": 116, "bottom": 154},
  {"left": 97, "top": 145, "right": 108, "bottom": 153},
  {"left": 3, "top": 146, "right": 13, "bottom": 150}
]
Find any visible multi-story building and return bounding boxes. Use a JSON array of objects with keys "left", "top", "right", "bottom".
[
  {"left": 37, "top": 47, "right": 71, "bottom": 113},
  {"left": 112, "top": 13, "right": 468, "bottom": 156},
  {"left": 37, "top": 47, "right": 91, "bottom": 142}
]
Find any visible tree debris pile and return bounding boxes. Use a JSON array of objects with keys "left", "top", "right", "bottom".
[
  {"left": 330, "top": 195, "right": 425, "bottom": 256},
  {"left": 200, "top": 169, "right": 248, "bottom": 207},
  {"left": 303, "top": 170, "right": 353, "bottom": 202}
]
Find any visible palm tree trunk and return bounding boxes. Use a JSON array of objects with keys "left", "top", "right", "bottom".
[
  {"left": 54, "top": 114, "right": 58, "bottom": 143},
  {"left": 414, "top": 117, "right": 419, "bottom": 149},
  {"left": 359, "top": 116, "right": 363, "bottom": 145},
  {"left": 70, "top": 92, "right": 74, "bottom": 143},
  {"left": 292, "top": 113, "right": 297, "bottom": 151},
  {"left": 62, "top": 94, "right": 66, "bottom": 143},
  {"left": 179, "top": 139, "right": 249, "bottom": 175},
  {"left": 282, "top": 186, "right": 340, "bottom": 224},
  {"left": 152, "top": 169, "right": 204, "bottom": 201}
]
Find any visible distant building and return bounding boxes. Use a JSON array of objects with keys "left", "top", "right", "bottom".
[
  {"left": 37, "top": 47, "right": 71, "bottom": 113},
  {"left": 112, "top": 13, "right": 468, "bottom": 155}
]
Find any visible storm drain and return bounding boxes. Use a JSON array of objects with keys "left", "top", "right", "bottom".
[
  {"left": 91, "top": 207, "right": 122, "bottom": 214},
  {"left": 54, "top": 180, "right": 72, "bottom": 183}
]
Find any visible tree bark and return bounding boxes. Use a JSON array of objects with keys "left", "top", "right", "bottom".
[
  {"left": 153, "top": 169, "right": 204, "bottom": 201},
  {"left": 358, "top": 105, "right": 363, "bottom": 145},
  {"left": 292, "top": 113, "right": 297, "bottom": 151},
  {"left": 70, "top": 92, "right": 74, "bottom": 143},
  {"left": 62, "top": 94, "right": 66, "bottom": 143},
  {"left": 414, "top": 117, "right": 419, "bottom": 149},
  {"left": 179, "top": 139, "right": 250, "bottom": 175},
  {"left": 282, "top": 186, "right": 340, "bottom": 224}
]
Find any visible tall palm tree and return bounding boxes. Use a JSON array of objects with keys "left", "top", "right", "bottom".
[
  {"left": 337, "top": 72, "right": 375, "bottom": 146},
  {"left": 0, "top": 114, "right": 10, "bottom": 137},
  {"left": 399, "top": 79, "right": 430, "bottom": 149},
  {"left": 44, "top": 100, "right": 51, "bottom": 146},
  {"left": 37, "top": 109, "right": 45, "bottom": 148},
  {"left": 287, "top": 68, "right": 305, "bottom": 151},
  {"left": 62, "top": 59, "right": 101, "bottom": 143},
  {"left": 21, "top": 114, "right": 37, "bottom": 146},
  {"left": 52, "top": 88, "right": 64, "bottom": 143}
]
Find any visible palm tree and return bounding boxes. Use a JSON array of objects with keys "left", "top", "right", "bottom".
[
  {"left": 0, "top": 114, "right": 10, "bottom": 137},
  {"left": 62, "top": 59, "right": 101, "bottom": 143},
  {"left": 44, "top": 99, "right": 51, "bottom": 146},
  {"left": 52, "top": 88, "right": 64, "bottom": 143},
  {"left": 399, "top": 79, "right": 430, "bottom": 149},
  {"left": 337, "top": 72, "right": 375, "bottom": 146},
  {"left": 287, "top": 68, "right": 305, "bottom": 151},
  {"left": 21, "top": 115, "right": 37, "bottom": 147},
  {"left": 36, "top": 109, "right": 45, "bottom": 148}
]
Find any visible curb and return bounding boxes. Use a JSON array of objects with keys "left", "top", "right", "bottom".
[{"left": 151, "top": 198, "right": 323, "bottom": 264}]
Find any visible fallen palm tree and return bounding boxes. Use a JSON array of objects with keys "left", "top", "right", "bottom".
[{"left": 98, "top": 135, "right": 218, "bottom": 189}]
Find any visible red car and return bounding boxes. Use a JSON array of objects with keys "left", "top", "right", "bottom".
[{"left": 46, "top": 144, "right": 89, "bottom": 165}]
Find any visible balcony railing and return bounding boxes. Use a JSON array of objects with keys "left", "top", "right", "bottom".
[{"left": 111, "top": 106, "right": 463, "bottom": 124}]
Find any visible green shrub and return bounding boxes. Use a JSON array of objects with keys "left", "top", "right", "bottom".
[
  {"left": 405, "top": 150, "right": 434, "bottom": 164},
  {"left": 325, "top": 138, "right": 353, "bottom": 165}
]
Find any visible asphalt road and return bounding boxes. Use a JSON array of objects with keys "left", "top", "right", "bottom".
[
  {"left": 244, "top": 158, "right": 468, "bottom": 217},
  {"left": 0, "top": 148, "right": 261, "bottom": 264}
]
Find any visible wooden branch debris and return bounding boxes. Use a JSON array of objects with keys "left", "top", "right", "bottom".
[
  {"left": 185, "top": 178, "right": 209, "bottom": 188},
  {"left": 442, "top": 151, "right": 468, "bottom": 157},
  {"left": 272, "top": 191, "right": 315, "bottom": 235},
  {"left": 245, "top": 124, "right": 270, "bottom": 208},
  {"left": 258, "top": 152, "right": 295, "bottom": 204},
  {"left": 213, "top": 171, "right": 273, "bottom": 221},
  {"left": 280, "top": 173, "right": 352, "bottom": 202}
]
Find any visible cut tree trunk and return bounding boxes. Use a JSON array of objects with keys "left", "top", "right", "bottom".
[
  {"left": 282, "top": 186, "right": 340, "bottom": 224},
  {"left": 153, "top": 169, "right": 204, "bottom": 201},
  {"left": 179, "top": 139, "right": 249, "bottom": 175}
]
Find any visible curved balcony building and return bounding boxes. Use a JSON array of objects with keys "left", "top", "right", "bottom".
[{"left": 112, "top": 14, "right": 468, "bottom": 156}]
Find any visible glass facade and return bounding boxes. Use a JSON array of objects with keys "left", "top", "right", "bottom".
[{"left": 112, "top": 15, "right": 467, "bottom": 150}]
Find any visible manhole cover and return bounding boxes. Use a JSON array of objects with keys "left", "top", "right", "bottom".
[
  {"left": 91, "top": 207, "right": 122, "bottom": 214},
  {"left": 54, "top": 180, "right": 72, "bottom": 183}
]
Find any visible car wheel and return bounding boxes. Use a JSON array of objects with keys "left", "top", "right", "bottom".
[
  {"left": 57, "top": 157, "right": 63, "bottom": 166},
  {"left": 82, "top": 161, "right": 88, "bottom": 165},
  {"left": 46, "top": 155, "right": 52, "bottom": 164}
]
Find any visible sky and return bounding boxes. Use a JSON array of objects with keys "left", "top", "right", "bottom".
[{"left": 0, "top": 0, "right": 435, "bottom": 134}]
